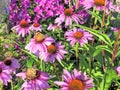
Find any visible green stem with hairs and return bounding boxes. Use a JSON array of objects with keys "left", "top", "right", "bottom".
[
  {"left": 40, "top": 59, "right": 43, "bottom": 71},
  {"left": 75, "top": 42, "right": 79, "bottom": 66},
  {"left": 11, "top": 80, "right": 14, "bottom": 90},
  {"left": 58, "top": 61, "right": 67, "bottom": 70}
]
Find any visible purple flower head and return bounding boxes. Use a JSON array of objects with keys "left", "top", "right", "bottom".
[
  {"left": 40, "top": 42, "right": 67, "bottom": 63},
  {"left": 0, "top": 62, "right": 12, "bottom": 86},
  {"left": 16, "top": 68, "right": 50, "bottom": 90},
  {"left": 25, "top": 32, "right": 55, "bottom": 54},
  {"left": 65, "top": 27, "right": 93, "bottom": 46},
  {"left": 54, "top": 69, "right": 94, "bottom": 90},
  {"left": 2, "top": 57, "right": 20, "bottom": 73}
]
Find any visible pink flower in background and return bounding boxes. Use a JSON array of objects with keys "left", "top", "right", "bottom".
[
  {"left": 111, "top": 27, "right": 119, "bottom": 32},
  {"left": 12, "top": 19, "right": 30, "bottom": 37},
  {"left": 82, "top": 0, "right": 105, "bottom": 10},
  {"left": 47, "top": 24, "right": 62, "bottom": 31},
  {"left": 25, "top": 32, "right": 55, "bottom": 54},
  {"left": 40, "top": 42, "right": 67, "bottom": 63},
  {"left": 55, "top": 8, "right": 81, "bottom": 26},
  {"left": 54, "top": 69, "right": 93, "bottom": 90},
  {"left": 82, "top": 0, "right": 113, "bottom": 13},
  {"left": 114, "top": 66, "right": 120, "bottom": 76},
  {"left": 2, "top": 57, "right": 20, "bottom": 73},
  {"left": 0, "top": 62, "right": 12, "bottom": 86},
  {"left": 65, "top": 27, "right": 93, "bottom": 46},
  {"left": 30, "top": 23, "right": 42, "bottom": 31},
  {"left": 16, "top": 68, "right": 50, "bottom": 90}
]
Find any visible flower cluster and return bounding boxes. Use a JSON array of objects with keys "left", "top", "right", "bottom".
[{"left": 7, "top": 0, "right": 120, "bottom": 90}]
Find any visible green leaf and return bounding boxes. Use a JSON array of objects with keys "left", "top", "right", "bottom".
[
  {"left": 104, "top": 69, "right": 117, "bottom": 90},
  {"left": 21, "top": 49, "right": 39, "bottom": 62},
  {"left": 93, "top": 49, "right": 102, "bottom": 57},
  {"left": 73, "top": 24, "right": 112, "bottom": 46},
  {"left": 95, "top": 45, "right": 112, "bottom": 54}
]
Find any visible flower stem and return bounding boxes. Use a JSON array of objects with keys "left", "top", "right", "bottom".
[
  {"left": 58, "top": 61, "right": 67, "bottom": 70},
  {"left": 0, "top": 81, "right": 3, "bottom": 90},
  {"left": 75, "top": 42, "right": 79, "bottom": 66},
  {"left": 111, "top": 29, "right": 120, "bottom": 66},
  {"left": 68, "top": 0, "right": 71, "bottom": 8},
  {"left": 40, "top": 59, "right": 43, "bottom": 71},
  {"left": 101, "top": 0, "right": 107, "bottom": 72},
  {"left": 11, "top": 80, "right": 14, "bottom": 90}
]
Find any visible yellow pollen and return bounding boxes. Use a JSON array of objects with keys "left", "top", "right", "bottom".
[
  {"left": 69, "top": 79, "right": 84, "bottom": 90},
  {"left": 64, "top": 8, "right": 73, "bottom": 16},
  {"left": 34, "top": 32, "right": 45, "bottom": 43},
  {"left": 33, "top": 23, "right": 40, "bottom": 27},
  {"left": 26, "top": 68, "right": 37, "bottom": 80},
  {"left": 73, "top": 31, "right": 83, "bottom": 39},
  {"left": 94, "top": 0, "right": 105, "bottom": 6},
  {"left": 20, "top": 20, "right": 29, "bottom": 28},
  {"left": 47, "top": 44, "right": 57, "bottom": 54}
]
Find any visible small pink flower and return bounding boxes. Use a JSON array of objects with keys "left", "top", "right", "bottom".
[
  {"left": 30, "top": 23, "right": 42, "bottom": 31},
  {"left": 55, "top": 8, "right": 81, "bottom": 26},
  {"left": 47, "top": 24, "right": 62, "bottom": 31},
  {"left": 12, "top": 19, "right": 30, "bottom": 37},
  {"left": 40, "top": 42, "right": 67, "bottom": 63},
  {"left": 65, "top": 27, "right": 93, "bottom": 46},
  {"left": 54, "top": 69, "right": 93, "bottom": 90},
  {"left": 16, "top": 68, "right": 50, "bottom": 90},
  {"left": 0, "top": 62, "right": 12, "bottom": 86},
  {"left": 25, "top": 32, "right": 55, "bottom": 54},
  {"left": 115, "top": 66, "right": 120, "bottom": 76},
  {"left": 111, "top": 27, "right": 119, "bottom": 32}
]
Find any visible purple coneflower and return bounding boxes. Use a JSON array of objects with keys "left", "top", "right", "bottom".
[
  {"left": 55, "top": 8, "right": 80, "bottom": 26},
  {"left": 12, "top": 19, "right": 30, "bottom": 37},
  {"left": 2, "top": 57, "right": 20, "bottom": 73},
  {"left": 16, "top": 68, "right": 50, "bottom": 90},
  {"left": 54, "top": 69, "right": 93, "bottom": 90},
  {"left": 25, "top": 32, "right": 55, "bottom": 54},
  {"left": 82, "top": 0, "right": 105, "bottom": 10},
  {"left": 82, "top": 0, "right": 113, "bottom": 12},
  {"left": 40, "top": 42, "right": 67, "bottom": 63},
  {"left": 30, "top": 23, "right": 42, "bottom": 31},
  {"left": 0, "top": 62, "right": 12, "bottom": 86},
  {"left": 65, "top": 27, "right": 93, "bottom": 46}
]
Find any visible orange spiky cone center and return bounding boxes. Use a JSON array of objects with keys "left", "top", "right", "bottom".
[
  {"left": 69, "top": 79, "right": 84, "bottom": 90},
  {"left": 64, "top": 8, "right": 73, "bottom": 16},
  {"left": 73, "top": 31, "right": 83, "bottom": 39},
  {"left": 47, "top": 44, "right": 57, "bottom": 54},
  {"left": 94, "top": 0, "right": 105, "bottom": 6},
  {"left": 33, "top": 23, "right": 40, "bottom": 27},
  {"left": 20, "top": 20, "right": 29, "bottom": 28}
]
